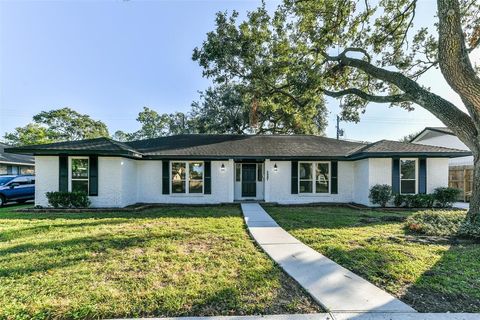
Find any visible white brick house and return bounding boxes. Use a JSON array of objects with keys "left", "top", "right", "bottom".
[{"left": 6, "top": 135, "right": 470, "bottom": 207}]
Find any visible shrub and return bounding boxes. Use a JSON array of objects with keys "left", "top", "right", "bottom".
[
  {"left": 433, "top": 187, "right": 460, "bottom": 208},
  {"left": 393, "top": 194, "right": 404, "bottom": 207},
  {"left": 369, "top": 184, "right": 392, "bottom": 207},
  {"left": 46, "top": 191, "right": 91, "bottom": 208},
  {"left": 46, "top": 191, "right": 71, "bottom": 208},
  {"left": 403, "top": 194, "right": 415, "bottom": 208},
  {"left": 69, "top": 191, "right": 91, "bottom": 208},
  {"left": 405, "top": 210, "right": 465, "bottom": 236},
  {"left": 394, "top": 194, "right": 436, "bottom": 208},
  {"left": 410, "top": 194, "right": 435, "bottom": 208},
  {"left": 459, "top": 221, "right": 480, "bottom": 239}
]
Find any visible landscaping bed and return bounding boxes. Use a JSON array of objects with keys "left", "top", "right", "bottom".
[
  {"left": 0, "top": 204, "right": 321, "bottom": 319},
  {"left": 264, "top": 205, "right": 480, "bottom": 312}
]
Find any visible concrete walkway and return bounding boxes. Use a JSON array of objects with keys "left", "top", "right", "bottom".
[{"left": 241, "top": 203, "right": 416, "bottom": 313}]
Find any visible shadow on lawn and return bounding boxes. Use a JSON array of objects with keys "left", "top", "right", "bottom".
[
  {"left": 0, "top": 205, "right": 242, "bottom": 220},
  {"left": 270, "top": 207, "right": 410, "bottom": 231},
  {"left": 0, "top": 219, "right": 130, "bottom": 242},
  {"left": 401, "top": 244, "right": 480, "bottom": 312},
  {"left": 0, "top": 230, "right": 185, "bottom": 277}
]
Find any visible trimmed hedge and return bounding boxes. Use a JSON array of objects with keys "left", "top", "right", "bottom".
[
  {"left": 370, "top": 185, "right": 460, "bottom": 208},
  {"left": 46, "top": 191, "right": 91, "bottom": 208}
]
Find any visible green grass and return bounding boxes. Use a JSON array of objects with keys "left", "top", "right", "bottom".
[
  {"left": 265, "top": 205, "right": 480, "bottom": 312},
  {"left": 0, "top": 204, "right": 320, "bottom": 319}
]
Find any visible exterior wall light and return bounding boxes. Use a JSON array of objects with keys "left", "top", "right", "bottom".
[
  {"left": 273, "top": 163, "right": 278, "bottom": 172},
  {"left": 220, "top": 163, "right": 226, "bottom": 172}
]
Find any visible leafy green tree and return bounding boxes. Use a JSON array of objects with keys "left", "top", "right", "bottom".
[
  {"left": 190, "top": 84, "right": 251, "bottom": 134},
  {"left": 115, "top": 107, "right": 192, "bottom": 141},
  {"left": 3, "top": 108, "right": 109, "bottom": 145},
  {"left": 194, "top": 0, "right": 480, "bottom": 222}
]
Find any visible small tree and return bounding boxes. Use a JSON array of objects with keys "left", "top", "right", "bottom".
[{"left": 369, "top": 184, "right": 392, "bottom": 207}]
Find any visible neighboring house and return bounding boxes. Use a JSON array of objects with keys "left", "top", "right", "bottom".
[
  {"left": 0, "top": 143, "right": 35, "bottom": 175},
  {"left": 6, "top": 135, "right": 469, "bottom": 208},
  {"left": 411, "top": 127, "right": 473, "bottom": 201}
]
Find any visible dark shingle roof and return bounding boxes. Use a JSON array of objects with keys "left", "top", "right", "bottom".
[
  {"left": 4, "top": 138, "right": 141, "bottom": 158},
  {"left": 126, "top": 134, "right": 366, "bottom": 158},
  {"left": 0, "top": 143, "right": 35, "bottom": 165},
  {"left": 5, "top": 134, "right": 471, "bottom": 160},
  {"left": 349, "top": 139, "right": 470, "bottom": 159}
]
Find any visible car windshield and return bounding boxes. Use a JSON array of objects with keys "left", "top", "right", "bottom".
[{"left": 0, "top": 177, "right": 14, "bottom": 186}]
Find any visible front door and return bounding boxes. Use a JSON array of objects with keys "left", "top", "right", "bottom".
[{"left": 241, "top": 164, "right": 257, "bottom": 197}]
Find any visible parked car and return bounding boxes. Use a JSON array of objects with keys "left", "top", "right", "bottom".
[{"left": 0, "top": 175, "right": 35, "bottom": 206}]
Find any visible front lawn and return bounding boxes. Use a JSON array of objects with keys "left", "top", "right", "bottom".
[
  {"left": 0, "top": 204, "right": 320, "bottom": 319},
  {"left": 265, "top": 205, "right": 480, "bottom": 312}
]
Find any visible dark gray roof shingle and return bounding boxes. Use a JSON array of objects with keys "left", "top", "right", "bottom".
[
  {"left": 0, "top": 143, "right": 34, "bottom": 165},
  {"left": 126, "top": 134, "right": 366, "bottom": 158},
  {"left": 349, "top": 139, "right": 470, "bottom": 159},
  {"left": 5, "top": 134, "right": 471, "bottom": 159}
]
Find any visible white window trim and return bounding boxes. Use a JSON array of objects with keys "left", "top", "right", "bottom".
[
  {"left": 170, "top": 161, "right": 205, "bottom": 195},
  {"left": 298, "top": 161, "right": 331, "bottom": 195},
  {"left": 69, "top": 156, "right": 89, "bottom": 193},
  {"left": 400, "top": 158, "right": 418, "bottom": 195}
]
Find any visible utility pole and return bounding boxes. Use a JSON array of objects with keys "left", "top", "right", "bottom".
[{"left": 336, "top": 115, "right": 344, "bottom": 140}]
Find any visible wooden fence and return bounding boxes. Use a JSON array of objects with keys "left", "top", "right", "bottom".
[{"left": 449, "top": 165, "right": 473, "bottom": 202}]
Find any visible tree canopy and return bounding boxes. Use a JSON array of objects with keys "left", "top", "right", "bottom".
[{"left": 3, "top": 108, "right": 109, "bottom": 146}]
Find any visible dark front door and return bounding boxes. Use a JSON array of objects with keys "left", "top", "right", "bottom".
[{"left": 242, "top": 164, "right": 257, "bottom": 197}]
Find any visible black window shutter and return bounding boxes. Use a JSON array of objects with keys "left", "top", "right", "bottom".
[
  {"left": 89, "top": 155, "right": 98, "bottom": 196},
  {"left": 59, "top": 155, "right": 68, "bottom": 192},
  {"left": 419, "top": 158, "right": 427, "bottom": 194},
  {"left": 204, "top": 161, "right": 211, "bottom": 194},
  {"left": 291, "top": 161, "right": 298, "bottom": 194},
  {"left": 392, "top": 158, "right": 400, "bottom": 193},
  {"left": 162, "top": 161, "right": 170, "bottom": 194},
  {"left": 331, "top": 161, "right": 338, "bottom": 194}
]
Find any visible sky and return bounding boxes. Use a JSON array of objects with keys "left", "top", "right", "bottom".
[{"left": 0, "top": 0, "right": 478, "bottom": 142}]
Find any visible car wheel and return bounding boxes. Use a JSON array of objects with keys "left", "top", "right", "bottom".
[{"left": 0, "top": 195, "right": 5, "bottom": 207}]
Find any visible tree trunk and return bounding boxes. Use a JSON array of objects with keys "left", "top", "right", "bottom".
[{"left": 468, "top": 153, "right": 480, "bottom": 223}]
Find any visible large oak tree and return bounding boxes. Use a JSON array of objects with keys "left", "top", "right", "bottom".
[{"left": 193, "top": 0, "right": 480, "bottom": 223}]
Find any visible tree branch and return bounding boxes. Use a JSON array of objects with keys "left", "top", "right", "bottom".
[
  {"left": 322, "top": 51, "right": 478, "bottom": 150},
  {"left": 322, "top": 88, "right": 411, "bottom": 103}
]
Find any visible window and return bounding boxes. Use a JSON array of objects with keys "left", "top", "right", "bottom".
[
  {"left": 235, "top": 164, "right": 241, "bottom": 182},
  {"left": 71, "top": 158, "right": 89, "bottom": 193},
  {"left": 400, "top": 159, "right": 417, "bottom": 194},
  {"left": 171, "top": 161, "right": 204, "bottom": 194},
  {"left": 316, "top": 163, "right": 329, "bottom": 193},
  {"left": 299, "top": 162, "right": 330, "bottom": 194},
  {"left": 7, "top": 165, "right": 20, "bottom": 175},
  {"left": 189, "top": 162, "right": 204, "bottom": 193},
  {"left": 299, "top": 163, "right": 313, "bottom": 193}
]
